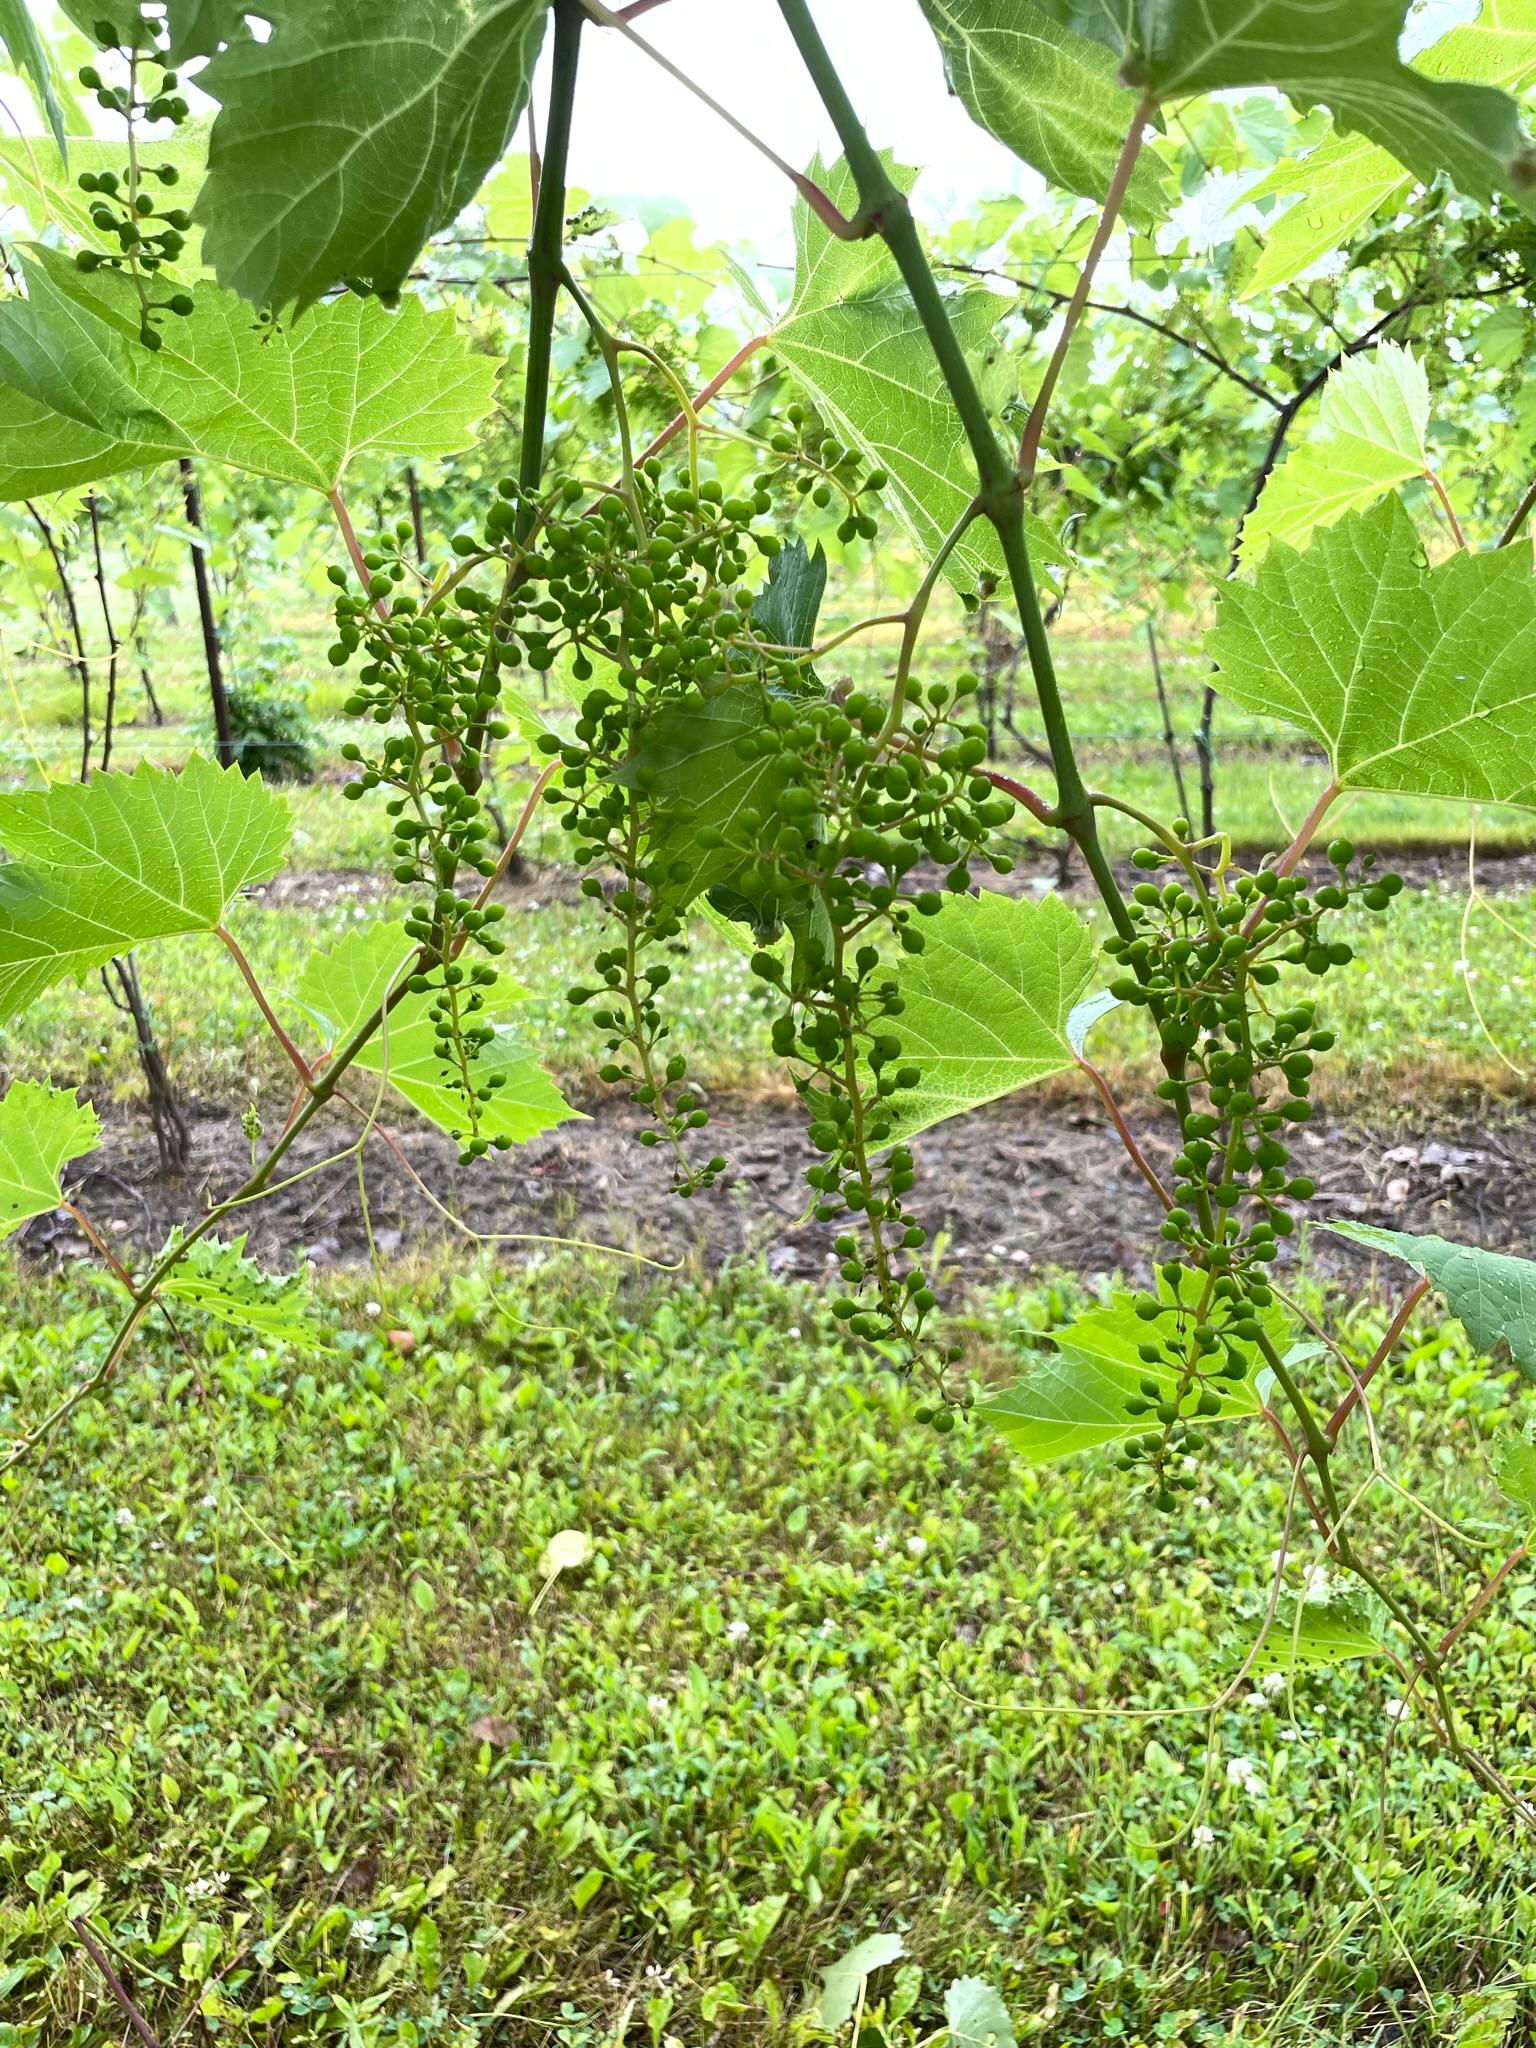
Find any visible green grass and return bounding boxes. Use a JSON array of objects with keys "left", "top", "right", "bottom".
[{"left": 4, "top": 1257, "right": 1536, "bottom": 2045}]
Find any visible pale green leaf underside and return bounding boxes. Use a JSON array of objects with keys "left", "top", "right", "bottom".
[
  {"left": 0, "top": 128, "right": 210, "bottom": 277},
  {"left": 883, "top": 890, "right": 1097, "bottom": 1141},
  {"left": 915, "top": 0, "right": 1167, "bottom": 224},
  {"left": 296, "top": 921, "right": 580, "bottom": 1148},
  {"left": 1031, "top": 0, "right": 1536, "bottom": 215},
  {"left": 1240, "top": 5, "right": 1536, "bottom": 298},
  {"left": 1493, "top": 1428, "right": 1536, "bottom": 1525},
  {"left": 1244, "top": 1591, "right": 1389, "bottom": 1673},
  {"left": 0, "top": 248, "right": 497, "bottom": 500},
  {"left": 197, "top": 0, "right": 551, "bottom": 310},
  {"left": 0, "top": 757, "right": 290, "bottom": 1024},
  {"left": 818, "top": 1935, "right": 906, "bottom": 2030},
  {"left": 1326, "top": 1218, "right": 1536, "bottom": 1379},
  {"left": 156, "top": 1234, "right": 325, "bottom": 1347},
  {"left": 944, "top": 1977, "right": 1018, "bottom": 2048},
  {"left": 0, "top": 1080, "right": 99, "bottom": 1236},
  {"left": 1243, "top": 344, "right": 1429, "bottom": 561},
  {"left": 774, "top": 155, "right": 1066, "bottom": 598},
  {"left": 979, "top": 1291, "right": 1270, "bottom": 1464},
  {"left": 1211, "top": 494, "right": 1536, "bottom": 808}
]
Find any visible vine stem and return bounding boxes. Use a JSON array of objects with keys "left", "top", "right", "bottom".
[
  {"left": 635, "top": 334, "right": 767, "bottom": 467},
  {"left": 1239, "top": 778, "right": 1339, "bottom": 938},
  {"left": 1325, "top": 1275, "right": 1430, "bottom": 1444},
  {"left": 981, "top": 767, "right": 1054, "bottom": 824},
  {"left": 215, "top": 925, "right": 314, "bottom": 1086},
  {"left": 1018, "top": 95, "right": 1154, "bottom": 483},
  {"left": 517, "top": 0, "right": 584, "bottom": 541},
  {"left": 1073, "top": 1055, "right": 1172, "bottom": 1210},
  {"left": 579, "top": 0, "right": 859, "bottom": 239},
  {"left": 1498, "top": 472, "right": 1536, "bottom": 548},
  {"left": 876, "top": 495, "right": 983, "bottom": 746},
  {"left": 774, "top": 0, "right": 1135, "bottom": 948},
  {"left": 72, "top": 1919, "right": 161, "bottom": 2048},
  {"left": 328, "top": 487, "right": 385, "bottom": 619},
  {"left": 1425, "top": 467, "right": 1468, "bottom": 549},
  {"left": 470, "top": 760, "right": 559, "bottom": 909},
  {"left": 61, "top": 1201, "right": 132, "bottom": 1286},
  {"left": 1437, "top": 1545, "right": 1528, "bottom": 1660}
]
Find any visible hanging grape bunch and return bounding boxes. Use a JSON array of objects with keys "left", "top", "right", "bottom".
[
  {"left": 1104, "top": 829, "right": 1404, "bottom": 1506},
  {"left": 72, "top": 13, "right": 196, "bottom": 348}
]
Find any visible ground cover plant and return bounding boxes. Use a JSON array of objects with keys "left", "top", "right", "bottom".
[{"left": 7, "top": 0, "right": 1536, "bottom": 2040}]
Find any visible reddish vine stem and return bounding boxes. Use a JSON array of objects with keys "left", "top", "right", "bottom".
[
  {"left": 61, "top": 1200, "right": 132, "bottom": 1286},
  {"left": 1074, "top": 1054, "right": 1173, "bottom": 1210},
  {"left": 1426, "top": 468, "right": 1468, "bottom": 549},
  {"left": 215, "top": 924, "right": 314, "bottom": 1087},
  {"left": 1240, "top": 779, "right": 1340, "bottom": 938},
  {"left": 1262, "top": 1407, "right": 1334, "bottom": 1549},
  {"left": 1325, "top": 1275, "right": 1431, "bottom": 1443},
  {"left": 1437, "top": 1546, "right": 1528, "bottom": 1660},
  {"left": 328, "top": 487, "right": 386, "bottom": 619},
  {"left": 635, "top": 333, "right": 768, "bottom": 466},
  {"left": 72, "top": 1920, "right": 162, "bottom": 2048},
  {"left": 1018, "top": 95, "right": 1155, "bottom": 482},
  {"left": 982, "top": 767, "right": 1055, "bottom": 825}
]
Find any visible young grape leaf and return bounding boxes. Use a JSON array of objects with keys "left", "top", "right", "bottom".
[
  {"left": 296, "top": 921, "right": 580, "bottom": 1148},
  {"left": 978, "top": 1286, "right": 1276, "bottom": 1464},
  {"left": 1242, "top": 1590, "right": 1390, "bottom": 1674},
  {"left": 1492, "top": 1428, "right": 1536, "bottom": 1526},
  {"left": 817, "top": 1933, "right": 906, "bottom": 2030},
  {"left": 1027, "top": 0, "right": 1536, "bottom": 215},
  {"left": 1325, "top": 1218, "right": 1536, "bottom": 1379},
  {"left": 1241, "top": 345, "right": 1429, "bottom": 562},
  {"left": 0, "top": 1080, "right": 100, "bottom": 1236},
  {"left": 625, "top": 681, "right": 794, "bottom": 909},
  {"left": 773, "top": 154, "right": 1067, "bottom": 599},
  {"left": 1240, "top": 3, "right": 1536, "bottom": 300},
  {"left": 944, "top": 1977, "right": 1017, "bottom": 2048},
  {"left": 915, "top": 0, "right": 1167, "bottom": 225},
  {"left": 1210, "top": 494, "right": 1536, "bottom": 808},
  {"left": 880, "top": 891, "right": 1097, "bottom": 1142},
  {"left": 154, "top": 1234, "right": 324, "bottom": 1347},
  {"left": 751, "top": 538, "right": 827, "bottom": 656},
  {"left": 196, "top": 0, "right": 552, "bottom": 310},
  {"left": 0, "top": 0, "right": 70, "bottom": 152},
  {"left": 0, "top": 248, "right": 497, "bottom": 500},
  {"left": 0, "top": 757, "right": 290, "bottom": 1023}
]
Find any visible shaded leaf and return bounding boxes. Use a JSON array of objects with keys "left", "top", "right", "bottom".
[
  {"left": 1492, "top": 1428, "right": 1536, "bottom": 1526},
  {"left": 883, "top": 891, "right": 1098, "bottom": 1141},
  {"left": 296, "top": 921, "right": 580, "bottom": 1148},
  {"left": 945, "top": 1976, "right": 1017, "bottom": 2047},
  {"left": 0, "top": 1080, "right": 99, "bottom": 1236},
  {"left": 0, "top": 757, "right": 289, "bottom": 1023},
  {"left": 751, "top": 538, "right": 827, "bottom": 654},
  {"left": 817, "top": 1932, "right": 905, "bottom": 2029},
  {"left": 196, "top": 0, "right": 552, "bottom": 310},
  {"left": 979, "top": 1281, "right": 1278, "bottom": 1464},
  {"left": 166, "top": 0, "right": 248, "bottom": 62},
  {"left": 1029, "top": 0, "right": 1536, "bottom": 214},
  {"left": 155, "top": 1234, "right": 323, "bottom": 1347},
  {"left": 1326, "top": 1218, "right": 1536, "bottom": 1378},
  {"left": 1244, "top": 1589, "right": 1390, "bottom": 1673},
  {"left": 916, "top": 0, "right": 1166, "bottom": 224},
  {"left": 0, "top": 248, "right": 497, "bottom": 499},
  {"left": 1242, "top": 345, "right": 1429, "bottom": 562},
  {"left": 773, "top": 154, "right": 1066, "bottom": 598},
  {"left": 1211, "top": 494, "right": 1536, "bottom": 808},
  {"left": 0, "top": 0, "right": 69, "bottom": 152},
  {"left": 626, "top": 681, "right": 791, "bottom": 907}
]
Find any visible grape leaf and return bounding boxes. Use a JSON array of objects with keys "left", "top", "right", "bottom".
[
  {"left": 978, "top": 1285, "right": 1274, "bottom": 1464},
  {"left": 0, "top": 128, "right": 210, "bottom": 274},
  {"left": 1325, "top": 1218, "right": 1536, "bottom": 1379},
  {"left": 915, "top": 0, "right": 1167, "bottom": 225},
  {"left": 1241, "top": 3, "right": 1536, "bottom": 299},
  {"left": 773, "top": 154, "right": 1067, "bottom": 599},
  {"left": 625, "top": 682, "right": 794, "bottom": 908},
  {"left": 0, "top": 0, "right": 69, "bottom": 153},
  {"left": 196, "top": 0, "right": 552, "bottom": 310},
  {"left": 155, "top": 1234, "right": 324, "bottom": 1347},
  {"left": 817, "top": 1934, "right": 905, "bottom": 2030},
  {"left": 945, "top": 1978, "right": 1017, "bottom": 2048},
  {"left": 1242, "top": 345, "right": 1430, "bottom": 562},
  {"left": 0, "top": 248, "right": 497, "bottom": 500},
  {"left": 1210, "top": 494, "right": 1536, "bottom": 808},
  {"left": 880, "top": 891, "right": 1097, "bottom": 1141},
  {"left": 1028, "top": 0, "right": 1536, "bottom": 214},
  {"left": 0, "top": 756, "right": 290, "bottom": 1023},
  {"left": 0, "top": 1080, "right": 99, "bottom": 1236},
  {"left": 0, "top": 387, "right": 137, "bottom": 501},
  {"left": 295, "top": 922, "right": 579, "bottom": 1148},
  {"left": 166, "top": 0, "right": 248, "bottom": 62},
  {"left": 1243, "top": 1590, "right": 1389, "bottom": 1673},
  {"left": 751, "top": 538, "right": 827, "bottom": 655},
  {"left": 1493, "top": 1428, "right": 1536, "bottom": 1525}
]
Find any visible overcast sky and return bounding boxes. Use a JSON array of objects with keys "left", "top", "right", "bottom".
[{"left": 553, "top": 0, "right": 1029, "bottom": 254}]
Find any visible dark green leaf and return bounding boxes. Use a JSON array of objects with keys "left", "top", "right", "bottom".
[
  {"left": 196, "top": 0, "right": 552, "bottom": 310},
  {"left": 751, "top": 537, "right": 827, "bottom": 654},
  {"left": 1326, "top": 1219, "right": 1536, "bottom": 1379}
]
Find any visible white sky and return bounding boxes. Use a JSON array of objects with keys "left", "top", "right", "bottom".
[{"left": 554, "top": 1, "right": 1029, "bottom": 255}]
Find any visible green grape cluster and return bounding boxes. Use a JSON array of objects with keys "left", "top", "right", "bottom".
[
  {"left": 72, "top": 14, "right": 195, "bottom": 349},
  {"left": 764, "top": 400, "right": 882, "bottom": 544},
  {"left": 1103, "top": 830, "right": 1404, "bottom": 1503},
  {"left": 328, "top": 531, "right": 514, "bottom": 1165}
]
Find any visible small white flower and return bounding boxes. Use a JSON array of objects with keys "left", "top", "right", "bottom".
[
  {"left": 1261, "top": 1671, "right": 1286, "bottom": 1698},
  {"left": 725, "top": 1618, "right": 750, "bottom": 1644},
  {"left": 115, "top": 1507, "right": 134, "bottom": 1529},
  {"left": 787, "top": 1326, "right": 801, "bottom": 1338},
  {"left": 1280, "top": 1725, "right": 1300, "bottom": 1741},
  {"left": 1300, "top": 1563, "right": 1331, "bottom": 1603},
  {"left": 364, "top": 1300, "right": 382, "bottom": 1317},
  {"left": 873, "top": 1534, "right": 890, "bottom": 1553},
  {"left": 351, "top": 1916, "right": 380, "bottom": 1949},
  {"left": 906, "top": 1534, "right": 928, "bottom": 1557},
  {"left": 200, "top": 1493, "right": 217, "bottom": 1510},
  {"left": 644, "top": 1963, "right": 674, "bottom": 1985},
  {"left": 1244, "top": 1691, "right": 1269, "bottom": 1709},
  {"left": 818, "top": 1617, "right": 837, "bottom": 1639},
  {"left": 1191, "top": 1823, "right": 1216, "bottom": 1850},
  {"left": 1385, "top": 1697, "right": 1410, "bottom": 1724},
  {"left": 1181, "top": 1455, "right": 1199, "bottom": 1476},
  {"left": 646, "top": 1693, "right": 668, "bottom": 1715},
  {"left": 1226, "top": 1754, "right": 1263, "bottom": 1794}
]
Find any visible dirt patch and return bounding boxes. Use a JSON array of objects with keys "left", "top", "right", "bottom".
[{"left": 37, "top": 1087, "right": 1536, "bottom": 1296}]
